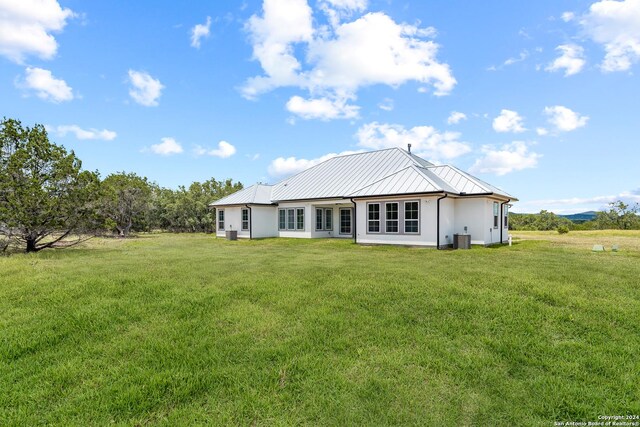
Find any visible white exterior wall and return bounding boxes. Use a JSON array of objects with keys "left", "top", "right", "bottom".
[
  {"left": 277, "top": 202, "right": 314, "bottom": 238},
  {"left": 251, "top": 205, "right": 278, "bottom": 238},
  {"left": 355, "top": 196, "right": 447, "bottom": 246},
  {"left": 215, "top": 206, "right": 249, "bottom": 238},
  {"left": 453, "top": 197, "right": 508, "bottom": 245}
]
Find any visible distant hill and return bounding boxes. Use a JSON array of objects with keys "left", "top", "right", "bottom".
[{"left": 559, "top": 211, "right": 598, "bottom": 223}]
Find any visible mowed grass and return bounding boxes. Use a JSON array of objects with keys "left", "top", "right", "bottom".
[{"left": 1, "top": 233, "right": 639, "bottom": 426}]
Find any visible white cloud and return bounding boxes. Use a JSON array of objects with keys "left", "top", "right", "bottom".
[
  {"left": 470, "top": 141, "right": 541, "bottom": 176},
  {"left": 0, "top": 0, "right": 75, "bottom": 63},
  {"left": 190, "top": 16, "right": 212, "bottom": 48},
  {"left": 319, "top": 0, "right": 368, "bottom": 27},
  {"left": 127, "top": 70, "right": 164, "bottom": 107},
  {"left": 378, "top": 98, "right": 394, "bottom": 111},
  {"left": 50, "top": 125, "right": 116, "bottom": 141},
  {"left": 536, "top": 127, "right": 549, "bottom": 136},
  {"left": 193, "top": 140, "right": 236, "bottom": 158},
  {"left": 447, "top": 111, "right": 467, "bottom": 125},
  {"left": 581, "top": 0, "right": 640, "bottom": 72},
  {"left": 356, "top": 122, "right": 471, "bottom": 161},
  {"left": 242, "top": 1, "right": 455, "bottom": 118},
  {"left": 150, "top": 137, "right": 183, "bottom": 156},
  {"left": 492, "top": 109, "right": 525, "bottom": 133},
  {"left": 268, "top": 149, "right": 363, "bottom": 176},
  {"left": 544, "top": 105, "right": 588, "bottom": 131},
  {"left": 561, "top": 11, "right": 576, "bottom": 22},
  {"left": 286, "top": 95, "right": 359, "bottom": 120},
  {"left": 504, "top": 50, "right": 529, "bottom": 66},
  {"left": 545, "top": 44, "right": 586, "bottom": 76},
  {"left": 17, "top": 67, "right": 74, "bottom": 102}
]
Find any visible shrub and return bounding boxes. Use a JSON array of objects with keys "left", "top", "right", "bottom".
[{"left": 557, "top": 225, "right": 569, "bottom": 234}]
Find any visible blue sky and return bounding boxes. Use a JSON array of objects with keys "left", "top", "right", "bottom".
[{"left": 1, "top": 0, "right": 639, "bottom": 213}]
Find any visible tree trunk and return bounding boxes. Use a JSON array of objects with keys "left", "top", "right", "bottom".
[{"left": 26, "top": 237, "right": 37, "bottom": 252}]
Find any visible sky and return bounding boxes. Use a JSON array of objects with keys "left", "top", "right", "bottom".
[{"left": 1, "top": 0, "right": 639, "bottom": 214}]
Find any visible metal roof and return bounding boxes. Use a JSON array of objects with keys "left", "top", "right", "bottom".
[
  {"left": 270, "top": 148, "right": 428, "bottom": 201},
  {"left": 426, "top": 165, "right": 515, "bottom": 199},
  {"left": 210, "top": 148, "right": 516, "bottom": 205},
  {"left": 210, "top": 183, "right": 274, "bottom": 206}
]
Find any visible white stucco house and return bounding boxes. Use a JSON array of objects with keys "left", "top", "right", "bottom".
[{"left": 210, "top": 148, "right": 516, "bottom": 248}]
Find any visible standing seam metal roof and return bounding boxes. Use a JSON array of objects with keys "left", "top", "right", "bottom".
[{"left": 210, "top": 148, "right": 516, "bottom": 206}]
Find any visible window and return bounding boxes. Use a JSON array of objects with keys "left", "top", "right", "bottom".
[
  {"left": 218, "top": 209, "right": 225, "bottom": 231},
  {"left": 315, "top": 208, "right": 333, "bottom": 231},
  {"left": 340, "top": 208, "right": 352, "bottom": 234},
  {"left": 287, "top": 209, "right": 295, "bottom": 230},
  {"left": 385, "top": 202, "right": 399, "bottom": 233},
  {"left": 296, "top": 208, "right": 305, "bottom": 230},
  {"left": 504, "top": 204, "right": 509, "bottom": 229},
  {"left": 241, "top": 208, "right": 249, "bottom": 231},
  {"left": 368, "top": 203, "right": 380, "bottom": 232},
  {"left": 279, "top": 208, "right": 304, "bottom": 231},
  {"left": 404, "top": 201, "right": 419, "bottom": 233},
  {"left": 316, "top": 208, "right": 323, "bottom": 231},
  {"left": 493, "top": 202, "right": 499, "bottom": 228}
]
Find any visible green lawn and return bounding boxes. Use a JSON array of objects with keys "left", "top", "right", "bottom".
[{"left": 1, "top": 233, "right": 639, "bottom": 425}]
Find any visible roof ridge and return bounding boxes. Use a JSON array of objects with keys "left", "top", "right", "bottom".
[{"left": 411, "top": 165, "right": 450, "bottom": 192}]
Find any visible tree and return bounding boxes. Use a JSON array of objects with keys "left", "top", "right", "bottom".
[
  {"left": 594, "top": 201, "right": 640, "bottom": 230},
  {"left": 0, "top": 118, "right": 100, "bottom": 252},
  {"left": 100, "top": 172, "right": 153, "bottom": 237}
]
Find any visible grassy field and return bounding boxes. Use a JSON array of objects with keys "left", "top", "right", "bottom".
[{"left": 1, "top": 232, "right": 639, "bottom": 426}]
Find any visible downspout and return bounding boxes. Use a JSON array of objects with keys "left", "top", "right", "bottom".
[
  {"left": 349, "top": 198, "right": 357, "bottom": 244},
  {"left": 500, "top": 199, "right": 510, "bottom": 244},
  {"left": 245, "top": 204, "right": 252, "bottom": 240},
  {"left": 436, "top": 194, "right": 448, "bottom": 250}
]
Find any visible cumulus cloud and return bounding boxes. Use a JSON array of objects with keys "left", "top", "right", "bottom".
[
  {"left": 17, "top": 67, "right": 74, "bottom": 102},
  {"left": 268, "top": 149, "right": 363, "bottom": 176},
  {"left": 546, "top": 44, "right": 586, "bottom": 76},
  {"left": 0, "top": 0, "right": 75, "bottom": 63},
  {"left": 190, "top": 16, "right": 212, "bottom": 48},
  {"left": 581, "top": 0, "right": 640, "bottom": 72},
  {"left": 286, "top": 95, "right": 359, "bottom": 120},
  {"left": 242, "top": 0, "right": 455, "bottom": 119},
  {"left": 536, "top": 127, "right": 549, "bottom": 136},
  {"left": 356, "top": 122, "right": 471, "bottom": 161},
  {"left": 447, "top": 111, "right": 467, "bottom": 125},
  {"left": 544, "top": 105, "right": 589, "bottom": 131},
  {"left": 150, "top": 137, "right": 183, "bottom": 156},
  {"left": 49, "top": 125, "right": 116, "bottom": 141},
  {"left": 492, "top": 109, "right": 525, "bottom": 133},
  {"left": 127, "top": 70, "right": 164, "bottom": 106},
  {"left": 469, "top": 141, "right": 541, "bottom": 176},
  {"left": 561, "top": 11, "right": 576, "bottom": 22},
  {"left": 193, "top": 141, "right": 236, "bottom": 158}
]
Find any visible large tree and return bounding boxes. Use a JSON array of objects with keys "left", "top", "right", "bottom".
[
  {"left": 0, "top": 118, "right": 100, "bottom": 252},
  {"left": 100, "top": 172, "right": 153, "bottom": 236}
]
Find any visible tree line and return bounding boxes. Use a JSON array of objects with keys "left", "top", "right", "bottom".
[
  {"left": 510, "top": 201, "right": 640, "bottom": 232},
  {"left": 1, "top": 118, "right": 242, "bottom": 252}
]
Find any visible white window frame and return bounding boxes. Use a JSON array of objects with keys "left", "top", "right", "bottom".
[
  {"left": 315, "top": 208, "right": 333, "bottom": 231},
  {"left": 403, "top": 200, "right": 420, "bottom": 234},
  {"left": 279, "top": 207, "right": 305, "bottom": 231},
  {"left": 367, "top": 203, "right": 381, "bottom": 233},
  {"left": 493, "top": 201, "right": 499, "bottom": 229},
  {"left": 241, "top": 208, "right": 249, "bottom": 231},
  {"left": 385, "top": 202, "right": 399, "bottom": 234},
  {"left": 218, "top": 209, "right": 225, "bottom": 231}
]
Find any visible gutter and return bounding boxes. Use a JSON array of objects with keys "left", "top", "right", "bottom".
[
  {"left": 349, "top": 198, "right": 357, "bottom": 244},
  {"left": 245, "top": 204, "right": 252, "bottom": 240},
  {"left": 500, "top": 199, "right": 510, "bottom": 244},
  {"left": 436, "top": 194, "right": 448, "bottom": 250}
]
